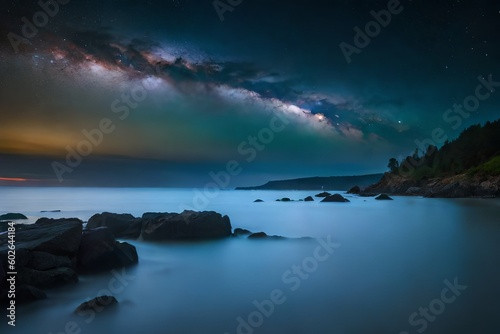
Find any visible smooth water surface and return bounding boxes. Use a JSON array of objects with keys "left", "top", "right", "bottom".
[{"left": 1, "top": 187, "right": 499, "bottom": 334}]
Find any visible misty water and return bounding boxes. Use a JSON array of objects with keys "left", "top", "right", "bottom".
[{"left": 1, "top": 187, "right": 500, "bottom": 334}]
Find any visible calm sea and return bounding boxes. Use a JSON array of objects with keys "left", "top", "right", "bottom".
[{"left": 1, "top": 187, "right": 499, "bottom": 334}]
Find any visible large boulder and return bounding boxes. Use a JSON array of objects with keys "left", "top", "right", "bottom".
[
  {"left": 17, "top": 267, "right": 78, "bottom": 288},
  {"left": 27, "top": 251, "right": 73, "bottom": 271},
  {"left": 142, "top": 212, "right": 170, "bottom": 220},
  {"left": 77, "top": 227, "right": 138, "bottom": 273},
  {"left": 87, "top": 213, "right": 138, "bottom": 238},
  {"left": 0, "top": 219, "right": 83, "bottom": 256},
  {"left": 315, "top": 192, "right": 331, "bottom": 198},
  {"left": 321, "top": 194, "right": 350, "bottom": 203},
  {"left": 304, "top": 196, "right": 314, "bottom": 202},
  {"left": 141, "top": 211, "right": 232, "bottom": 241}
]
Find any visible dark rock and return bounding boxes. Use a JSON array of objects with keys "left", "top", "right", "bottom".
[
  {"left": 87, "top": 213, "right": 136, "bottom": 238},
  {"left": 347, "top": 186, "right": 361, "bottom": 194},
  {"left": 254, "top": 199, "right": 264, "bottom": 203},
  {"left": 321, "top": 194, "right": 350, "bottom": 203},
  {"left": 315, "top": 192, "right": 331, "bottom": 198},
  {"left": 0, "top": 261, "right": 5, "bottom": 301},
  {"left": 0, "top": 221, "right": 12, "bottom": 233},
  {"left": 0, "top": 260, "right": 5, "bottom": 283},
  {"left": 362, "top": 172, "right": 500, "bottom": 198},
  {"left": 279, "top": 198, "right": 291, "bottom": 202},
  {"left": 375, "top": 194, "right": 393, "bottom": 200},
  {"left": 40, "top": 210, "right": 61, "bottom": 213},
  {"left": 248, "top": 232, "right": 268, "bottom": 239},
  {"left": 18, "top": 267, "right": 78, "bottom": 288},
  {"left": 142, "top": 212, "right": 172, "bottom": 220},
  {"left": 248, "top": 232, "right": 285, "bottom": 240},
  {"left": 15, "top": 248, "right": 32, "bottom": 269},
  {"left": 35, "top": 217, "right": 81, "bottom": 225},
  {"left": 27, "top": 252, "right": 72, "bottom": 271},
  {"left": 304, "top": 196, "right": 314, "bottom": 202},
  {"left": 75, "top": 296, "right": 118, "bottom": 314},
  {"left": 17, "top": 285, "right": 47, "bottom": 304},
  {"left": 141, "top": 211, "right": 232, "bottom": 241},
  {"left": 77, "top": 227, "right": 138, "bottom": 273},
  {"left": 233, "top": 228, "right": 252, "bottom": 236},
  {"left": 0, "top": 213, "right": 27, "bottom": 220},
  {"left": 405, "top": 187, "right": 421, "bottom": 194},
  {"left": 119, "top": 218, "right": 144, "bottom": 239},
  {"left": 0, "top": 219, "right": 82, "bottom": 256}
]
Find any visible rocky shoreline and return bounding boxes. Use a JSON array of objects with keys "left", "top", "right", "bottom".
[
  {"left": 0, "top": 210, "right": 299, "bottom": 310},
  {"left": 352, "top": 173, "right": 500, "bottom": 198}
]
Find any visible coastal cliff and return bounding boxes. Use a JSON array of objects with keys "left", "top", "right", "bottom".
[
  {"left": 360, "top": 172, "right": 499, "bottom": 198},
  {"left": 356, "top": 120, "right": 500, "bottom": 198}
]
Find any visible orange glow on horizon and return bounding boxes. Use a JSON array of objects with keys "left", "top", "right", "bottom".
[{"left": 0, "top": 177, "right": 27, "bottom": 182}]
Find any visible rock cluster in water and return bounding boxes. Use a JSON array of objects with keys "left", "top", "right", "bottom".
[{"left": 0, "top": 210, "right": 233, "bottom": 307}]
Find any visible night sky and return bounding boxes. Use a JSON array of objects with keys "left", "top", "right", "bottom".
[{"left": 1, "top": 0, "right": 500, "bottom": 187}]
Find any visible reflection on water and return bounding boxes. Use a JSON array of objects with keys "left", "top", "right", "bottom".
[{"left": 1, "top": 188, "right": 499, "bottom": 333}]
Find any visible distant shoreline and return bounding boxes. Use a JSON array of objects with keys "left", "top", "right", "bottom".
[{"left": 235, "top": 174, "right": 383, "bottom": 191}]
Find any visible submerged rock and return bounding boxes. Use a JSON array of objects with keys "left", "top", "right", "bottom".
[
  {"left": 254, "top": 199, "right": 264, "bottom": 203},
  {"left": 315, "top": 192, "right": 331, "bottom": 198},
  {"left": 141, "top": 210, "right": 232, "bottom": 241},
  {"left": 75, "top": 296, "right": 118, "bottom": 314},
  {"left": 375, "top": 194, "right": 393, "bottom": 200},
  {"left": 321, "top": 194, "right": 350, "bottom": 203},
  {"left": 304, "top": 196, "right": 314, "bottom": 202},
  {"left": 279, "top": 198, "right": 292, "bottom": 202}
]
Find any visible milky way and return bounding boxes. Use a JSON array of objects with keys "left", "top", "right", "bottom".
[{"left": 1, "top": 0, "right": 500, "bottom": 186}]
